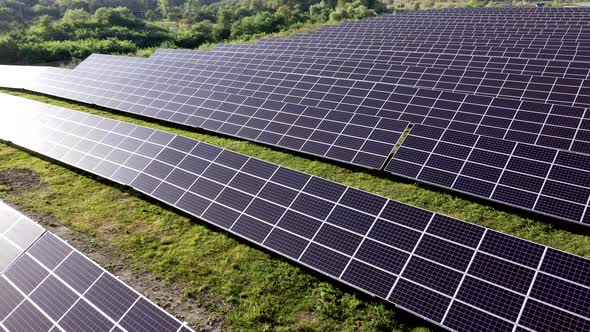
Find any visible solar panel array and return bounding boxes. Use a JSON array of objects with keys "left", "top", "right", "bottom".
[
  {"left": 4, "top": 8, "right": 590, "bottom": 332},
  {"left": 4, "top": 93, "right": 590, "bottom": 332},
  {"left": 0, "top": 200, "right": 193, "bottom": 332},
  {"left": 1, "top": 10, "right": 589, "bottom": 238},
  {"left": 33, "top": 54, "right": 590, "bottom": 157},
  {"left": 81, "top": 52, "right": 590, "bottom": 150},
  {"left": 30, "top": 55, "right": 410, "bottom": 170},
  {"left": 386, "top": 124, "right": 590, "bottom": 223},
  {"left": 148, "top": 50, "right": 590, "bottom": 109}
]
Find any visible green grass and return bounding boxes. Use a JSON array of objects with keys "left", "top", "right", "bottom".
[{"left": 2, "top": 89, "right": 590, "bottom": 331}]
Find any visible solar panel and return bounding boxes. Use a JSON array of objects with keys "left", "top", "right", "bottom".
[
  {"left": 305, "top": 24, "right": 590, "bottom": 36},
  {"left": 29, "top": 58, "right": 409, "bottom": 170},
  {"left": 151, "top": 45, "right": 590, "bottom": 80},
  {"left": 0, "top": 200, "right": 193, "bottom": 332},
  {"left": 3, "top": 93, "right": 590, "bottom": 331},
  {"left": 0, "top": 66, "right": 69, "bottom": 90},
  {"left": 0, "top": 203, "right": 44, "bottom": 273},
  {"left": 385, "top": 124, "right": 590, "bottom": 224},
  {"left": 32, "top": 55, "right": 590, "bottom": 155},
  {"left": 257, "top": 36, "right": 590, "bottom": 54},
  {"left": 164, "top": 44, "right": 590, "bottom": 83},
  {"left": 147, "top": 50, "right": 590, "bottom": 109},
  {"left": 210, "top": 42, "right": 590, "bottom": 79},
  {"left": 314, "top": 11, "right": 590, "bottom": 32}
]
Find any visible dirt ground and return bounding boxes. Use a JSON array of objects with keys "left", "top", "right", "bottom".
[
  {"left": 0, "top": 169, "right": 224, "bottom": 332},
  {"left": 0, "top": 168, "right": 44, "bottom": 193}
]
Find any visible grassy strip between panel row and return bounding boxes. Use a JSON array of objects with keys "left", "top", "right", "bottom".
[{"left": 1, "top": 89, "right": 589, "bottom": 331}]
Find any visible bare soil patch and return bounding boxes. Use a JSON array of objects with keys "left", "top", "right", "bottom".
[{"left": 0, "top": 169, "right": 43, "bottom": 193}]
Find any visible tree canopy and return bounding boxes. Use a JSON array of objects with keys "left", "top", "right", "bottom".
[{"left": 0, "top": 0, "right": 384, "bottom": 64}]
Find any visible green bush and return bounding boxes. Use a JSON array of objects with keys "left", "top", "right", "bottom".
[
  {"left": 174, "top": 22, "right": 213, "bottom": 48},
  {"left": 19, "top": 38, "right": 136, "bottom": 63},
  {"left": 230, "top": 11, "right": 281, "bottom": 39},
  {"left": 0, "top": 34, "right": 19, "bottom": 63}
]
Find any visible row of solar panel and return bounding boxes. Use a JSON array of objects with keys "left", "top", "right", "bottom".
[
  {"left": 367, "top": 8, "right": 590, "bottom": 17},
  {"left": 396, "top": 6, "right": 590, "bottom": 9},
  {"left": 308, "top": 25, "right": 590, "bottom": 35},
  {"left": 119, "top": 52, "right": 590, "bottom": 223},
  {"left": 31, "top": 68, "right": 408, "bottom": 170},
  {"left": 311, "top": 31, "right": 590, "bottom": 39},
  {"left": 146, "top": 50, "right": 590, "bottom": 109},
  {"left": 2, "top": 93, "right": 590, "bottom": 332},
  {"left": 235, "top": 33, "right": 590, "bottom": 48},
  {"left": 301, "top": 31, "right": 589, "bottom": 44},
  {"left": 351, "top": 13, "right": 590, "bottom": 21},
  {"left": 374, "top": 22, "right": 590, "bottom": 27},
  {"left": 239, "top": 26, "right": 590, "bottom": 45},
  {"left": 54, "top": 54, "right": 590, "bottom": 155},
  {"left": 366, "top": 18, "right": 590, "bottom": 23},
  {"left": 298, "top": 31, "right": 590, "bottom": 40},
  {"left": 272, "top": 39, "right": 590, "bottom": 54},
  {"left": 266, "top": 37, "right": 590, "bottom": 51},
  {"left": 315, "top": 28, "right": 590, "bottom": 36},
  {"left": 325, "top": 22, "right": 590, "bottom": 28},
  {"left": 250, "top": 42, "right": 590, "bottom": 59},
  {"left": 209, "top": 44, "right": 590, "bottom": 79},
  {"left": 330, "top": 17, "right": 590, "bottom": 23},
  {"left": 386, "top": 124, "right": 590, "bottom": 223},
  {"left": 213, "top": 39, "right": 590, "bottom": 63},
  {"left": 342, "top": 20, "right": 590, "bottom": 26},
  {"left": 150, "top": 47, "right": 590, "bottom": 81},
  {"left": 285, "top": 23, "right": 590, "bottom": 36},
  {"left": 283, "top": 38, "right": 590, "bottom": 49},
  {"left": 215, "top": 42, "right": 590, "bottom": 66},
  {"left": 378, "top": 10, "right": 590, "bottom": 17},
  {"left": 328, "top": 25, "right": 590, "bottom": 32},
  {"left": 0, "top": 201, "right": 192, "bottom": 332},
  {"left": 319, "top": 30, "right": 590, "bottom": 37},
  {"left": 361, "top": 20, "right": 590, "bottom": 27},
  {"left": 245, "top": 46, "right": 590, "bottom": 68},
  {"left": 265, "top": 18, "right": 590, "bottom": 32}
]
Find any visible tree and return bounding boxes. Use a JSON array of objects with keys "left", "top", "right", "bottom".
[
  {"left": 230, "top": 11, "right": 281, "bottom": 39},
  {"left": 0, "top": 34, "right": 19, "bottom": 63},
  {"left": 0, "top": 7, "right": 17, "bottom": 32},
  {"left": 157, "top": 0, "right": 172, "bottom": 18},
  {"left": 212, "top": 8, "right": 232, "bottom": 40},
  {"left": 174, "top": 21, "right": 212, "bottom": 48},
  {"left": 62, "top": 8, "right": 90, "bottom": 22},
  {"left": 94, "top": 7, "right": 140, "bottom": 27},
  {"left": 328, "top": 0, "right": 376, "bottom": 22}
]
